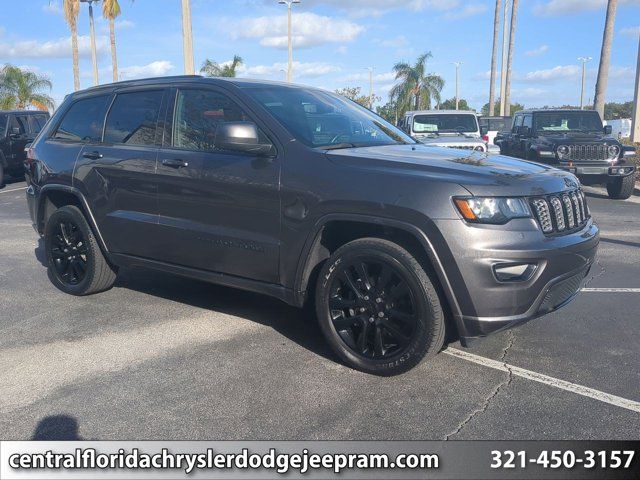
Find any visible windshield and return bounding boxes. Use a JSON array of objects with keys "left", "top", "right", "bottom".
[
  {"left": 535, "top": 112, "right": 603, "bottom": 133},
  {"left": 479, "top": 117, "right": 511, "bottom": 132},
  {"left": 245, "top": 86, "right": 415, "bottom": 148},
  {"left": 413, "top": 114, "right": 478, "bottom": 134},
  {"left": 0, "top": 114, "right": 7, "bottom": 137}
]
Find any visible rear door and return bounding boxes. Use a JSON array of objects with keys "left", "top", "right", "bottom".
[
  {"left": 155, "top": 86, "right": 281, "bottom": 282},
  {"left": 77, "top": 88, "right": 167, "bottom": 257}
]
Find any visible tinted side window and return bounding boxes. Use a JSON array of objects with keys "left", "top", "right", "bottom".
[
  {"left": 523, "top": 115, "right": 533, "bottom": 129},
  {"left": 512, "top": 115, "right": 523, "bottom": 132},
  {"left": 29, "top": 115, "right": 48, "bottom": 134},
  {"left": 104, "top": 90, "right": 163, "bottom": 146},
  {"left": 173, "top": 89, "right": 267, "bottom": 152},
  {"left": 53, "top": 95, "right": 111, "bottom": 142},
  {"left": 10, "top": 116, "right": 28, "bottom": 135}
]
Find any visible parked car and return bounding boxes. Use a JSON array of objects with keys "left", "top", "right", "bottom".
[
  {"left": 399, "top": 110, "right": 488, "bottom": 152},
  {"left": 478, "top": 115, "right": 512, "bottom": 153},
  {"left": 0, "top": 110, "right": 50, "bottom": 185},
  {"left": 603, "top": 118, "right": 632, "bottom": 139},
  {"left": 496, "top": 109, "right": 636, "bottom": 199},
  {"left": 25, "top": 77, "right": 598, "bottom": 375}
]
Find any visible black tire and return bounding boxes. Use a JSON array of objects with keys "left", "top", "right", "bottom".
[
  {"left": 606, "top": 175, "right": 635, "bottom": 200},
  {"left": 44, "top": 205, "right": 117, "bottom": 295},
  {"left": 315, "top": 238, "right": 445, "bottom": 376}
]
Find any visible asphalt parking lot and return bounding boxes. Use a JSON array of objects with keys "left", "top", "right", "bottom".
[{"left": 0, "top": 176, "right": 639, "bottom": 441}]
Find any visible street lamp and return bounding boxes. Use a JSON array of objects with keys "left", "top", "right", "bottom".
[
  {"left": 365, "top": 67, "right": 374, "bottom": 110},
  {"left": 453, "top": 62, "right": 463, "bottom": 110},
  {"left": 578, "top": 56, "right": 592, "bottom": 110},
  {"left": 278, "top": 0, "right": 301, "bottom": 83},
  {"left": 80, "top": 0, "right": 100, "bottom": 86}
]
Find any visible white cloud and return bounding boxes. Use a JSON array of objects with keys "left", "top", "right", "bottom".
[
  {"left": 520, "top": 65, "right": 581, "bottom": 83},
  {"left": 534, "top": 0, "right": 640, "bottom": 16},
  {"left": 620, "top": 26, "right": 640, "bottom": 37},
  {"left": 525, "top": 45, "right": 549, "bottom": 57},
  {"left": 336, "top": 46, "right": 348, "bottom": 55},
  {"left": 343, "top": 71, "right": 396, "bottom": 83},
  {"left": 442, "top": 3, "right": 488, "bottom": 19},
  {"left": 0, "top": 35, "right": 107, "bottom": 59},
  {"left": 231, "top": 12, "right": 364, "bottom": 49},
  {"left": 300, "top": 0, "right": 460, "bottom": 16},
  {"left": 375, "top": 36, "right": 408, "bottom": 48},
  {"left": 237, "top": 61, "right": 340, "bottom": 79},
  {"left": 119, "top": 61, "right": 174, "bottom": 80}
]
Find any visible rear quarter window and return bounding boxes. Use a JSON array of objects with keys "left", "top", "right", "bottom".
[{"left": 53, "top": 95, "right": 111, "bottom": 142}]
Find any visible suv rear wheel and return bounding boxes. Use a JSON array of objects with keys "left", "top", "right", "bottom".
[
  {"left": 606, "top": 175, "right": 635, "bottom": 200},
  {"left": 44, "top": 205, "right": 117, "bottom": 295},
  {"left": 315, "top": 238, "right": 445, "bottom": 376}
]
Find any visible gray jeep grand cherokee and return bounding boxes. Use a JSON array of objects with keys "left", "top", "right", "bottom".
[{"left": 25, "top": 76, "right": 599, "bottom": 375}]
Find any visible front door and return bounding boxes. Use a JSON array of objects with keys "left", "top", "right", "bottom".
[
  {"left": 155, "top": 87, "right": 281, "bottom": 283},
  {"left": 7, "top": 114, "right": 32, "bottom": 172}
]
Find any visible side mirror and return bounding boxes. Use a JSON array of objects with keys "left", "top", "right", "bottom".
[
  {"left": 214, "top": 122, "right": 274, "bottom": 156},
  {"left": 480, "top": 125, "right": 488, "bottom": 136},
  {"left": 604, "top": 125, "right": 613, "bottom": 135},
  {"left": 517, "top": 125, "right": 530, "bottom": 136}
]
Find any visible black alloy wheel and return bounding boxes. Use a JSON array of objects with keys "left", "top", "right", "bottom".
[{"left": 49, "top": 219, "right": 88, "bottom": 286}]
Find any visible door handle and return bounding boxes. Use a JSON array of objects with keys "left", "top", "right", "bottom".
[
  {"left": 162, "top": 158, "right": 189, "bottom": 168},
  {"left": 82, "top": 151, "right": 103, "bottom": 160}
]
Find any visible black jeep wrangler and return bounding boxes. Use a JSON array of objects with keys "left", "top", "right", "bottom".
[
  {"left": 496, "top": 109, "right": 636, "bottom": 199},
  {"left": 0, "top": 110, "right": 50, "bottom": 186}
]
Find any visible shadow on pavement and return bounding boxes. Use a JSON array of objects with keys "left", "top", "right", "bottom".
[
  {"left": 600, "top": 236, "right": 640, "bottom": 248},
  {"left": 32, "top": 415, "right": 83, "bottom": 440}
]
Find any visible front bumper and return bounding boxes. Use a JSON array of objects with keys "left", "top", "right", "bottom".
[
  {"left": 433, "top": 217, "right": 599, "bottom": 344},
  {"left": 556, "top": 164, "right": 636, "bottom": 181}
]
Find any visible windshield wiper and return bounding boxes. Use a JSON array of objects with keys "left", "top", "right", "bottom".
[{"left": 319, "top": 143, "right": 358, "bottom": 150}]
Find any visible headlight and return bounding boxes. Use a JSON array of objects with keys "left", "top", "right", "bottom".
[
  {"left": 454, "top": 197, "right": 531, "bottom": 224},
  {"left": 557, "top": 145, "right": 570, "bottom": 158},
  {"left": 608, "top": 145, "right": 620, "bottom": 158}
]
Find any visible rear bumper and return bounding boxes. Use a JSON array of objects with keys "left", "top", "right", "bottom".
[{"left": 433, "top": 218, "right": 599, "bottom": 343}]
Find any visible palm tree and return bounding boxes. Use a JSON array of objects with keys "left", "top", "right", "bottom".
[
  {"left": 594, "top": 0, "right": 618, "bottom": 119},
  {"left": 488, "top": 0, "right": 502, "bottom": 116},
  {"left": 102, "top": 0, "right": 125, "bottom": 83},
  {"left": 0, "top": 65, "right": 55, "bottom": 111},
  {"left": 503, "top": 0, "right": 519, "bottom": 116},
  {"left": 390, "top": 53, "right": 444, "bottom": 115},
  {"left": 62, "top": 0, "right": 81, "bottom": 91},
  {"left": 200, "top": 56, "right": 244, "bottom": 77}
]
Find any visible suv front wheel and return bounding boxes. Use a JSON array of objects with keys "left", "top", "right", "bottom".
[
  {"left": 606, "top": 175, "right": 635, "bottom": 200},
  {"left": 315, "top": 238, "right": 445, "bottom": 376},
  {"left": 44, "top": 205, "right": 117, "bottom": 295}
]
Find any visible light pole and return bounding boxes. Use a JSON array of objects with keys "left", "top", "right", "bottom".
[
  {"left": 578, "top": 56, "right": 592, "bottom": 109},
  {"left": 632, "top": 34, "right": 640, "bottom": 142},
  {"left": 80, "top": 0, "right": 100, "bottom": 86},
  {"left": 279, "top": 0, "right": 300, "bottom": 83},
  {"left": 499, "top": 0, "right": 510, "bottom": 116},
  {"left": 453, "top": 62, "right": 463, "bottom": 110},
  {"left": 365, "top": 67, "right": 374, "bottom": 109},
  {"left": 182, "top": 0, "right": 195, "bottom": 75}
]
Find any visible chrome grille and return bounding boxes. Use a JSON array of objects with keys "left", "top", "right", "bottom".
[
  {"left": 531, "top": 189, "right": 589, "bottom": 235},
  {"left": 567, "top": 145, "right": 610, "bottom": 162}
]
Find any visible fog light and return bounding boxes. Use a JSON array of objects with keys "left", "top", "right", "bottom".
[{"left": 493, "top": 263, "right": 537, "bottom": 282}]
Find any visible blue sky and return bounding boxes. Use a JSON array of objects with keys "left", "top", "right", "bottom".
[{"left": 2, "top": 0, "right": 639, "bottom": 111}]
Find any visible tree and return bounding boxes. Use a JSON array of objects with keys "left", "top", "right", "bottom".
[
  {"left": 376, "top": 100, "right": 399, "bottom": 124},
  {"left": 482, "top": 99, "right": 523, "bottom": 116},
  {"left": 390, "top": 52, "right": 444, "bottom": 116},
  {"left": 440, "top": 97, "right": 470, "bottom": 110},
  {"left": 62, "top": 0, "right": 80, "bottom": 91},
  {"left": 103, "top": 0, "right": 129, "bottom": 83},
  {"left": 488, "top": 0, "right": 502, "bottom": 116},
  {"left": 604, "top": 101, "right": 633, "bottom": 119},
  {"left": 0, "top": 65, "right": 55, "bottom": 111},
  {"left": 504, "top": 0, "right": 519, "bottom": 115},
  {"left": 200, "top": 56, "right": 244, "bottom": 77},
  {"left": 594, "top": 0, "right": 618, "bottom": 118},
  {"left": 335, "top": 86, "right": 381, "bottom": 108}
]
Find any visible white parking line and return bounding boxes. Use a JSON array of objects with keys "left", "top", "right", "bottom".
[
  {"left": 0, "top": 187, "right": 27, "bottom": 194},
  {"left": 444, "top": 348, "right": 640, "bottom": 414},
  {"left": 582, "top": 288, "right": 640, "bottom": 293}
]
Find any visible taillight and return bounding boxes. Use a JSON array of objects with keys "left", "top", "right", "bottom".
[{"left": 482, "top": 135, "right": 489, "bottom": 142}]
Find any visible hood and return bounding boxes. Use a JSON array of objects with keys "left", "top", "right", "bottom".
[
  {"left": 536, "top": 132, "right": 619, "bottom": 145},
  {"left": 326, "top": 144, "right": 581, "bottom": 197}
]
